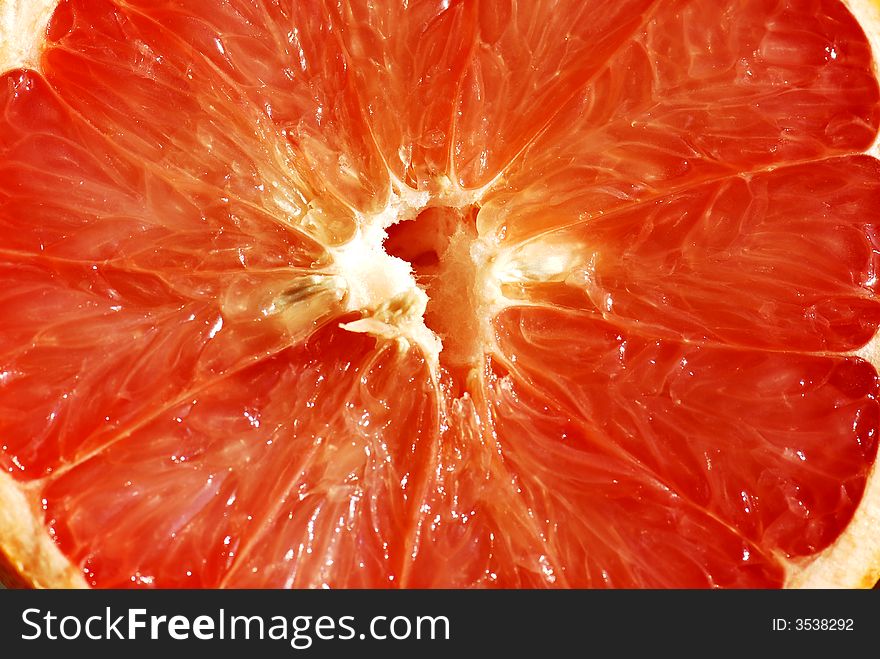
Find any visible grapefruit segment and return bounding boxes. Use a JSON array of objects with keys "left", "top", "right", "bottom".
[
  {"left": 221, "top": 338, "right": 440, "bottom": 588},
  {"left": 114, "top": 0, "right": 391, "bottom": 217},
  {"left": 453, "top": 0, "right": 661, "bottom": 189},
  {"left": 0, "top": 69, "right": 327, "bottom": 269},
  {"left": 498, "top": 156, "right": 880, "bottom": 351},
  {"left": 0, "top": 254, "right": 215, "bottom": 477},
  {"left": 484, "top": 0, "right": 880, "bottom": 243},
  {"left": 401, "top": 387, "right": 521, "bottom": 588},
  {"left": 328, "top": 0, "right": 479, "bottom": 191},
  {"left": 490, "top": 306, "right": 879, "bottom": 585},
  {"left": 42, "top": 0, "right": 374, "bottom": 237},
  {"left": 40, "top": 326, "right": 437, "bottom": 588}
]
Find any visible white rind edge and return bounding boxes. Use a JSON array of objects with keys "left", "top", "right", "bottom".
[
  {"left": 0, "top": 472, "right": 87, "bottom": 588},
  {"left": 789, "top": 460, "right": 880, "bottom": 588}
]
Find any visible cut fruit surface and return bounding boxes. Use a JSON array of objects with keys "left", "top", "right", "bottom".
[{"left": 1, "top": 0, "right": 880, "bottom": 588}]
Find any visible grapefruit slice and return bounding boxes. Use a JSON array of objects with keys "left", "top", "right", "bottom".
[{"left": 0, "top": 0, "right": 879, "bottom": 588}]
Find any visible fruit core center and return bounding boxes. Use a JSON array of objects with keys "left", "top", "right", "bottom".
[{"left": 384, "top": 205, "right": 482, "bottom": 384}]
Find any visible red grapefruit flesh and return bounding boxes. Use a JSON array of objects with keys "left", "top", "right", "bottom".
[{"left": 0, "top": 0, "right": 879, "bottom": 588}]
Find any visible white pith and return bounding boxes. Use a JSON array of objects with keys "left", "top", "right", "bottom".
[
  {"left": 328, "top": 172, "right": 562, "bottom": 374},
  {"left": 0, "top": 0, "right": 54, "bottom": 72}
]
